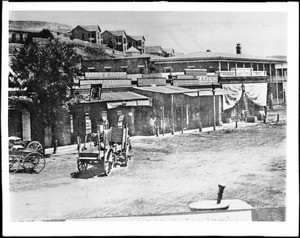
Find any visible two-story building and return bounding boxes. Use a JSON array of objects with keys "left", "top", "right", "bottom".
[
  {"left": 101, "top": 30, "right": 128, "bottom": 52},
  {"left": 70, "top": 25, "right": 102, "bottom": 44},
  {"left": 127, "top": 35, "right": 145, "bottom": 54}
]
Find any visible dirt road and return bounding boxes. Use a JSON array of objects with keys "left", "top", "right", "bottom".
[{"left": 9, "top": 109, "right": 286, "bottom": 221}]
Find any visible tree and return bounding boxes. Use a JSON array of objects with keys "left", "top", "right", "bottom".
[{"left": 10, "top": 39, "right": 81, "bottom": 146}]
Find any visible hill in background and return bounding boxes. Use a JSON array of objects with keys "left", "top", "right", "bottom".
[{"left": 9, "top": 20, "right": 72, "bottom": 33}]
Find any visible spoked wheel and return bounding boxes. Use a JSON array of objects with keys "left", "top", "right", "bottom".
[
  {"left": 103, "top": 149, "right": 115, "bottom": 176},
  {"left": 27, "top": 141, "right": 43, "bottom": 154},
  {"left": 77, "top": 159, "right": 88, "bottom": 171},
  {"left": 9, "top": 155, "right": 20, "bottom": 173},
  {"left": 22, "top": 152, "right": 46, "bottom": 173}
]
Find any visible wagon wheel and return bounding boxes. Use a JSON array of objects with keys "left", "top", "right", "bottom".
[
  {"left": 9, "top": 155, "right": 20, "bottom": 173},
  {"left": 103, "top": 149, "right": 114, "bottom": 176},
  {"left": 22, "top": 152, "right": 45, "bottom": 173},
  {"left": 77, "top": 159, "right": 88, "bottom": 171},
  {"left": 27, "top": 141, "right": 43, "bottom": 154}
]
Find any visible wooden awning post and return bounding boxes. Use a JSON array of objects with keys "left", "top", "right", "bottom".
[
  {"left": 198, "top": 91, "right": 202, "bottom": 132},
  {"left": 181, "top": 95, "right": 184, "bottom": 133},
  {"left": 171, "top": 94, "right": 174, "bottom": 135},
  {"left": 212, "top": 85, "right": 216, "bottom": 131},
  {"left": 162, "top": 104, "right": 165, "bottom": 136}
]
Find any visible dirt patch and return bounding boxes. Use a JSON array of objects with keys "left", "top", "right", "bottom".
[{"left": 9, "top": 114, "right": 287, "bottom": 221}]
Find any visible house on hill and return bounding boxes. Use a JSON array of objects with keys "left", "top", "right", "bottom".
[
  {"left": 70, "top": 25, "right": 102, "bottom": 44},
  {"left": 102, "top": 30, "right": 128, "bottom": 52},
  {"left": 145, "top": 46, "right": 166, "bottom": 57},
  {"left": 162, "top": 48, "right": 175, "bottom": 57},
  {"left": 127, "top": 35, "right": 145, "bottom": 54}
]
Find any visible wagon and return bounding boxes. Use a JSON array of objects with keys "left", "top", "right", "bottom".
[
  {"left": 77, "top": 125, "right": 131, "bottom": 176},
  {"left": 9, "top": 136, "right": 46, "bottom": 174}
]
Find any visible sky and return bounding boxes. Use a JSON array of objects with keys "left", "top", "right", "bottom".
[{"left": 9, "top": 4, "right": 288, "bottom": 57}]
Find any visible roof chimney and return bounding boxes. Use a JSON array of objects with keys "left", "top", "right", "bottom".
[
  {"left": 206, "top": 49, "right": 211, "bottom": 52},
  {"left": 236, "top": 43, "right": 242, "bottom": 54}
]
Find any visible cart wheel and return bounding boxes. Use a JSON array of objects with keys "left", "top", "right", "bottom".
[
  {"left": 27, "top": 141, "right": 43, "bottom": 154},
  {"left": 77, "top": 159, "right": 88, "bottom": 171},
  {"left": 103, "top": 149, "right": 114, "bottom": 176},
  {"left": 22, "top": 152, "right": 45, "bottom": 173},
  {"left": 9, "top": 155, "right": 20, "bottom": 173}
]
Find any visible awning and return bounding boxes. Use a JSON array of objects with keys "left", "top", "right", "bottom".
[
  {"left": 183, "top": 88, "right": 227, "bottom": 97},
  {"left": 135, "top": 85, "right": 198, "bottom": 94},
  {"left": 222, "top": 83, "right": 268, "bottom": 110},
  {"left": 72, "top": 91, "right": 151, "bottom": 108}
]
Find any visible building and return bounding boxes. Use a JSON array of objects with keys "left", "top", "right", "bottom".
[
  {"left": 125, "top": 46, "right": 141, "bottom": 56},
  {"left": 101, "top": 30, "right": 128, "bottom": 52},
  {"left": 127, "top": 35, "right": 145, "bottom": 54},
  {"left": 145, "top": 46, "right": 166, "bottom": 57},
  {"left": 70, "top": 25, "right": 102, "bottom": 44},
  {"left": 267, "top": 56, "right": 287, "bottom": 105},
  {"left": 162, "top": 48, "right": 175, "bottom": 57},
  {"left": 150, "top": 44, "right": 287, "bottom": 108},
  {"left": 69, "top": 72, "right": 152, "bottom": 140}
]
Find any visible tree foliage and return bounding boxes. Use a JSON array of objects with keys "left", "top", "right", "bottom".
[{"left": 10, "top": 39, "right": 81, "bottom": 127}]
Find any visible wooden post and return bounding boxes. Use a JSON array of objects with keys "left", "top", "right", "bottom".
[
  {"left": 218, "top": 61, "right": 221, "bottom": 71},
  {"left": 198, "top": 91, "right": 202, "bottom": 132},
  {"left": 235, "top": 103, "right": 239, "bottom": 128},
  {"left": 171, "top": 94, "right": 174, "bottom": 135},
  {"left": 162, "top": 104, "right": 165, "bottom": 136},
  {"left": 53, "top": 140, "right": 57, "bottom": 154},
  {"left": 212, "top": 85, "right": 216, "bottom": 131},
  {"left": 181, "top": 96, "right": 184, "bottom": 133},
  {"left": 227, "top": 61, "right": 230, "bottom": 71},
  {"left": 269, "top": 64, "right": 274, "bottom": 110}
]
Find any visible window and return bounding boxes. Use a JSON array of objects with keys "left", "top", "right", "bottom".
[
  {"left": 187, "top": 66, "right": 195, "bottom": 69},
  {"left": 104, "top": 67, "right": 112, "bottom": 72},
  {"left": 164, "top": 67, "right": 172, "bottom": 73},
  {"left": 82, "top": 33, "right": 85, "bottom": 40}
]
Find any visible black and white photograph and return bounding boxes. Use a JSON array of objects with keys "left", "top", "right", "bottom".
[{"left": 2, "top": 1, "right": 299, "bottom": 236}]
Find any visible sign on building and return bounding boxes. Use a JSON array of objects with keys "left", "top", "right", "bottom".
[
  {"left": 137, "top": 78, "right": 166, "bottom": 87},
  {"left": 218, "top": 71, "right": 236, "bottom": 77},
  {"left": 252, "top": 71, "right": 266, "bottom": 76},
  {"left": 80, "top": 79, "right": 132, "bottom": 88},
  {"left": 172, "top": 79, "right": 199, "bottom": 86},
  {"left": 231, "top": 68, "right": 252, "bottom": 77},
  {"left": 197, "top": 75, "right": 218, "bottom": 85},
  {"left": 85, "top": 72, "right": 127, "bottom": 79}
]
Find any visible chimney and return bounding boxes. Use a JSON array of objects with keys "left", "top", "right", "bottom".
[
  {"left": 236, "top": 43, "right": 242, "bottom": 54},
  {"left": 206, "top": 49, "right": 211, "bottom": 52}
]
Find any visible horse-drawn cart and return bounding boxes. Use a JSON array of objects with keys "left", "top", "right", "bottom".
[
  {"left": 9, "top": 137, "right": 46, "bottom": 174},
  {"left": 77, "top": 125, "right": 131, "bottom": 176}
]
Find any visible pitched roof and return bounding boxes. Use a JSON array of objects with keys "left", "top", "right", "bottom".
[
  {"left": 126, "top": 46, "right": 140, "bottom": 53},
  {"left": 76, "top": 25, "right": 101, "bottom": 32},
  {"left": 162, "top": 48, "right": 175, "bottom": 54},
  {"left": 128, "top": 35, "right": 145, "bottom": 41},
  {"left": 105, "top": 30, "right": 127, "bottom": 37},
  {"left": 145, "top": 46, "right": 164, "bottom": 54},
  {"left": 151, "top": 50, "right": 287, "bottom": 63}
]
